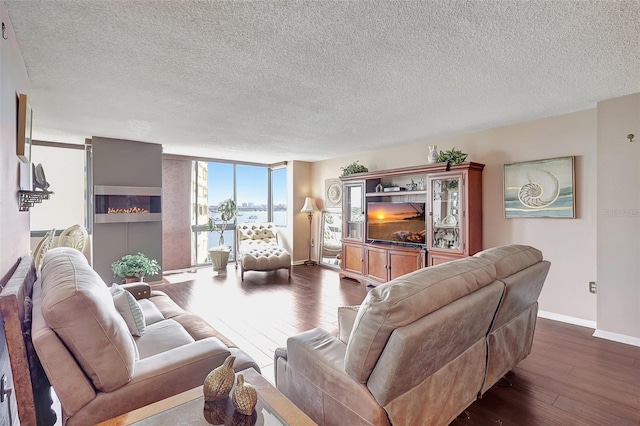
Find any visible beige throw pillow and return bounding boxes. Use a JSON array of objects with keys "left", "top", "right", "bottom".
[{"left": 110, "top": 284, "right": 146, "bottom": 336}]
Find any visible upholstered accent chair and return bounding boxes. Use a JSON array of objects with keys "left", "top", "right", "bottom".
[
  {"left": 236, "top": 222, "right": 291, "bottom": 280},
  {"left": 55, "top": 224, "right": 89, "bottom": 252}
]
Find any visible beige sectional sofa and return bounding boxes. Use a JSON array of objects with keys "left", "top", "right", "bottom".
[
  {"left": 274, "top": 245, "right": 550, "bottom": 426},
  {"left": 31, "top": 248, "right": 259, "bottom": 425}
]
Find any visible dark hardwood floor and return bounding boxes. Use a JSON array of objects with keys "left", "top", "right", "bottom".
[{"left": 154, "top": 264, "right": 640, "bottom": 426}]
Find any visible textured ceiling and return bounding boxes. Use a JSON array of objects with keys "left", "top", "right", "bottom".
[{"left": 5, "top": 1, "right": 640, "bottom": 163}]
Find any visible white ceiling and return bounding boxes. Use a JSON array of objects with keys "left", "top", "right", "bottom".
[{"left": 5, "top": 1, "right": 640, "bottom": 163}]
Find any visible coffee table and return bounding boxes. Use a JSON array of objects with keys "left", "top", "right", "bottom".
[{"left": 98, "top": 368, "right": 316, "bottom": 425}]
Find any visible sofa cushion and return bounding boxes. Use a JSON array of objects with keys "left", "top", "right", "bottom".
[
  {"left": 474, "top": 244, "right": 543, "bottom": 280},
  {"left": 138, "top": 298, "right": 166, "bottom": 325},
  {"left": 110, "top": 284, "right": 146, "bottom": 336},
  {"left": 135, "top": 319, "right": 195, "bottom": 359},
  {"left": 338, "top": 305, "right": 360, "bottom": 344},
  {"left": 345, "top": 256, "right": 496, "bottom": 383},
  {"left": 40, "top": 249, "right": 136, "bottom": 392}
]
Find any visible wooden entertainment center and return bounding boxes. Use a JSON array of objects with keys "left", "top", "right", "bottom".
[{"left": 339, "top": 162, "right": 484, "bottom": 286}]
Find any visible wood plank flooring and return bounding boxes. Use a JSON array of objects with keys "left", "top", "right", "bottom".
[{"left": 154, "top": 265, "right": 640, "bottom": 425}]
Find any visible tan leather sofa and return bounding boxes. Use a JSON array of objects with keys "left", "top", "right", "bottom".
[
  {"left": 274, "top": 245, "right": 550, "bottom": 425},
  {"left": 31, "top": 247, "right": 259, "bottom": 425}
]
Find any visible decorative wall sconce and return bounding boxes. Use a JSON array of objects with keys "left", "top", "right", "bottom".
[{"left": 627, "top": 134, "right": 635, "bottom": 143}]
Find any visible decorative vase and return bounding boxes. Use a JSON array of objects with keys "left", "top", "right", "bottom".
[
  {"left": 232, "top": 374, "right": 258, "bottom": 415},
  {"left": 427, "top": 146, "right": 438, "bottom": 163},
  {"left": 124, "top": 276, "right": 143, "bottom": 284},
  {"left": 203, "top": 355, "right": 236, "bottom": 400}
]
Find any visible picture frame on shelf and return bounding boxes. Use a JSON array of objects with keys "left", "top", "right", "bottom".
[
  {"left": 503, "top": 156, "right": 575, "bottom": 218},
  {"left": 17, "top": 93, "right": 33, "bottom": 163}
]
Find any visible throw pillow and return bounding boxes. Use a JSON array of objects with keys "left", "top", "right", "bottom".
[{"left": 110, "top": 284, "right": 146, "bottom": 336}]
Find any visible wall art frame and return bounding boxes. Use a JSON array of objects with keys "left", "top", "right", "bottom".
[
  {"left": 324, "top": 178, "right": 342, "bottom": 208},
  {"left": 17, "top": 93, "right": 33, "bottom": 163},
  {"left": 503, "top": 155, "right": 575, "bottom": 218}
]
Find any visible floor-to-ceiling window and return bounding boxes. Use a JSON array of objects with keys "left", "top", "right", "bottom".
[{"left": 192, "top": 160, "right": 287, "bottom": 266}]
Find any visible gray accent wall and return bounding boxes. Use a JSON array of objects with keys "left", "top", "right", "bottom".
[{"left": 92, "top": 137, "right": 163, "bottom": 283}]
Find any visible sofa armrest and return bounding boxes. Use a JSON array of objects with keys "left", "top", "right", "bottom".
[
  {"left": 69, "top": 338, "right": 233, "bottom": 425},
  {"left": 338, "top": 305, "right": 360, "bottom": 344},
  {"left": 277, "top": 328, "right": 388, "bottom": 425},
  {"left": 121, "top": 282, "right": 152, "bottom": 300},
  {"left": 132, "top": 337, "right": 230, "bottom": 381}
]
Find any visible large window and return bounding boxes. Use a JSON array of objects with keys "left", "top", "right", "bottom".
[
  {"left": 192, "top": 161, "right": 287, "bottom": 265},
  {"left": 236, "top": 165, "right": 268, "bottom": 224}
]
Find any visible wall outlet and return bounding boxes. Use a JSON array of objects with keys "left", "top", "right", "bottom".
[{"left": 589, "top": 281, "right": 597, "bottom": 294}]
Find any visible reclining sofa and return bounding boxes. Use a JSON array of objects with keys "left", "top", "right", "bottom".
[
  {"left": 274, "top": 245, "right": 550, "bottom": 425},
  {"left": 31, "top": 248, "right": 259, "bottom": 425}
]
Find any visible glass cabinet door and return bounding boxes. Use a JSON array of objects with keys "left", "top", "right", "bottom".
[
  {"left": 430, "top": 174, "right": 463, "bottom": 253},
  {"left": 344, "top": 183, "right": 365, "bottom": 241}
]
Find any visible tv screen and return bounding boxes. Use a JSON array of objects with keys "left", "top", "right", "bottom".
[{"left": 367, "top": 201, "right": 426, "bottom": 245}]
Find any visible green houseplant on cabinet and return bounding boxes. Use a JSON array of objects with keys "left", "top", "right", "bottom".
[
  {"left": 208, "top": 198, "right": 238, "bottom": 270},
  {"left": 112, "top": 252, "right": 161, "bottom": 283}
]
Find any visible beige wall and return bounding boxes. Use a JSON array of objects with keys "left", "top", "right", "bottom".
[
  {"left": 0, "top": 4, "right": 31, "bottom": 279},
  {"left": 596, "top": 93, "right": 640, "bottom": 342},
  {"left": 313, "top": 109, "right": 599, "bottom": 326},
  {"left": 288, "top": 161, "right": 315, "bottom": 264},
  {"left": 0, "top": 6, "right": 32, "bottom": 425}
]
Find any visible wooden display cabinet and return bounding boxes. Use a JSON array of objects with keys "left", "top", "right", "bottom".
[
  {"left": 365, "top": 244, "right": 425, "bottom": 286},
  {"left": 341, "top": 241, "right": 365, "bottom": 281},
  {"left": 426, "top": 166, "right": 483, "bottom": 265},
  {"left": 340, "top": 162, "right": 484, "bottom": 284}
]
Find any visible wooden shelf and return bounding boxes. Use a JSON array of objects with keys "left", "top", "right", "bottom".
[
  {"left": 19, "top": 190, "right": 53, "bottom": 212},
  {"left": 365, "top": 190, "right": 427, "bottom": 197}
]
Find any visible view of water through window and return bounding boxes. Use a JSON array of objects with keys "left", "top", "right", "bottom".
[{"left": 192, "top": 161, "right": 287, "bottom": 265}]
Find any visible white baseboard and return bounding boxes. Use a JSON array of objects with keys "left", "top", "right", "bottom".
[
  {"left": 537, "top": 310, "right": 596, "bottom": 329},
  {"left": 592, "top": 329, "right": 640, "bottom": 347},
  {"left": 538, "top": 310, "right": 640, "bottom": 347}
]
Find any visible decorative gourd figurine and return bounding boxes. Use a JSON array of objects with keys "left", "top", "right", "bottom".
[
  {"left": 203, "top": 400, "right": 228, "bottom": 425},
  {"left": 232, "top": 374, "right": 258, "bottom": 415},
  {"left": 204, "top": 355, "right": 236, "bottom": 400}
]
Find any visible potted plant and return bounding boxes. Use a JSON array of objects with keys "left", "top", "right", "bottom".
[
  {"left": 111, "top": 252, "right": 161, "bottom": 283},
  {"left": 437, "top": 147, "right": 468, "bottom": 165},
  {"left": 340, "top": 160, "right": 369, "bottom": 176},
  {"left": 208, "top": 198, "right": 238, "bottom": 270}
]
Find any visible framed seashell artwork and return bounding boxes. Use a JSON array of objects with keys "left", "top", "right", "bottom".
[{"left": 503, "top": 156, "right": 575, "bottom": 218}]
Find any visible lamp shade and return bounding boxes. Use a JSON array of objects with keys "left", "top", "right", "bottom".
[{"left": 300, "top": 197, "right": 319, "bottom": 213}]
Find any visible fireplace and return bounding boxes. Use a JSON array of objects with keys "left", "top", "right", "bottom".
[{"left": 94, "top": 185, "right": 162, "bottom": 223}]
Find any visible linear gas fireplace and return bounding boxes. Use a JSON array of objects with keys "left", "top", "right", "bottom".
[{"left": 94, "top": 185, "right": 162, "bottom": 223}]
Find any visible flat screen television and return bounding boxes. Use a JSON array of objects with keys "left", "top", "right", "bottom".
[{"left": 367, "top": 201, "right": 426, "bottom": 246}]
